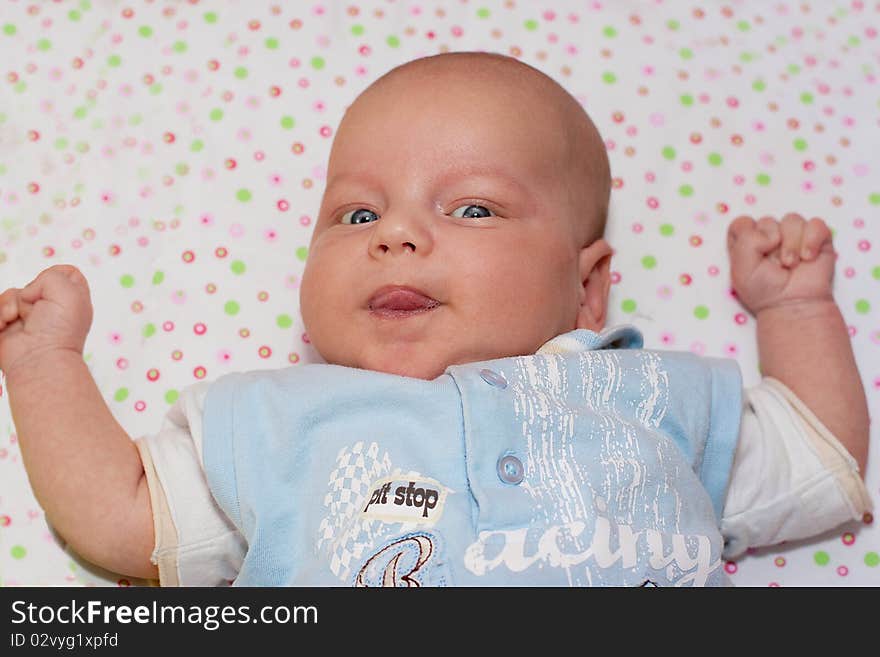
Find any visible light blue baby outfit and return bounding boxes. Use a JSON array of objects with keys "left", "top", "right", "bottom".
[{"left": 202, "top": 324, "right": 743, "bottom": 587}]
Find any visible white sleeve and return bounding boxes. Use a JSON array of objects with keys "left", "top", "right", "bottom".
[
  {"left": 135, "top": 381, "right": 246, "bottom": 586},
  {"left": 720, "top": 377, "right": 872, "bottom": 559}
]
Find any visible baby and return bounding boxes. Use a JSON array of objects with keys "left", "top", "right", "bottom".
[{"left": 0, "top": 52, "right": 871, "bottom": 587}]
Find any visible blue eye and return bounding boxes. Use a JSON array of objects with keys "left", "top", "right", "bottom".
[
  {"left": 451, "top": 204, "right": 494, "bottom": 219},
  {"left": 341, "top": 208, "right": 379, "bottom": 225}
]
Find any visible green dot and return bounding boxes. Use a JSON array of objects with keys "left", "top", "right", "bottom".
[
  {"left": 210, "top": 108, "right": 223, "bottom": 121},
  {"left": 872, "top": 266, "right": 880, "bottom": 280},
  {"left": 11, "top": 545, "right": 26, "bottom": 559},
  {"left": 740, "top": 52, "right": 754, "bottom": 63},
  {"left": 793, "top": 138, "right": 808, "bottom": 151},
  {"left": 265, "top": 37, "right": 279, "bottom": 50},
  {"left": 108, "top": 54, "right": 121, "bottom": 67},
  {"left": 602, "top": 72, "right": 616, "bottom": 84},
  {"left": 172, "top": 41, "right": 187, "bottom": 53},
  {"left": 114, "top": 388, "right": 129, "bottom": 402},
  {"left": 737, "top": 20, "right": 751, "bottom": 31},
  {"left": 191, "top": 139, "right": 203, "bottom": 152},
  {"left": 814, "top": 551, "right": 830, "bottom": 566},
  {"left": 694, "top": 306, "right": 709, "bottom": 320},
  {"left": 120, "top": 274, "right": 134, "bottom": 288},
  {"left": 277, "top": 314, "right": 293, "bottom": 329},
  {"left": 800, "top": 92, "right": 814, "bottom": 105},
  {"left": 641, "top": 255, "right": 656, "bottom": 269},
  {"left": 37, "top": 38, "right": 51, "bottom": 51},
  {"left": 752, "top": 79, "right": 766, "bottom": 92},
  {"left": 165, "top": 390, "right": 179, "bottom": 405},
  {"left": 708, "top": 153, "right": 723, "bottom": 166},
  {"left": 869, "top": 193, "right": 880, "bottom": 205},
  {"left": 152, "top": 271, "right": 164, "bottom": 285},
  {"left": 281, "top": 116, "right": 295, "bottom": 130},
  {"left": 477, "top": 8, "right": 490, "bottom": 19},
  {"left": 4, "top": 24, "right": 17, "bottom": 36},
  {"left": 296, "top": 246, "right": 308, "bottom": 262},
  {"left": 679, "top": 184, "right": 694, "bottom": 197},
  {"left": 311, "top": 56, "right": 325, "bottom": 70},
  {"left": 234, "top": 66, "right": 248, "bottom": 79},
  {"left": 603, "top": 26, "right": 617, "bottom": 38},
  {"left": 756, "top": 173, "right": 771, "bottom": 186},
  {"left": 351, "top": 24, "right": 364, "bottom": 36},
  {"left": 680, "top": 94, "right": 694, "bottom": 106},
  {"left": 855, "top": 299, "right": 870, "bottom": 314},
  {"left": 69, "top": 10, "right": 82, "bottom": 21},
  {"left": 138, "top": 26, "right": 153, "bottom": 38},
  {"left": 175, "top": 163, "right": 188, "bottom": 176},
  {"left": 225, "top": 300, "right": 240, "bottom": 316},
  {"left": 659, "top": 224, "right": 674, "bottom": 236},
  {"left": 54, "top": 137, "right": 69, "bottom": 150},
  {"left": 143, "top": 323, "right": 156, "bottom": 338},
  {"left": 231, "top": 260, "right": 246, "bottom": 275},
  {"left": 661, "top": 146, "right": 676, "bottom": 160},
  {"left": 667, "top": 19, "right": 679, "bottom": 31},
  {"left": 73, "top": 106, "right": 88, "bottom": 120},
  {"left": 679, "top": 48, "right": 693, "bottom": 60},
  {"left": 149, "top": 83, "right": 162, "bottom": 95},
  {"left": 236, "top": 189, "right": 252, "bottom": 202},
  {"left": 525, "top": 19, "right": 539, "bottom": 31},
  {"left": 787, "top": 64, "right": 801, "bottom": 75},
  {"left": 848, "top": 35, "right": 861, "bottom": 47},
  {"left": 386, "top": 35, "right": 400, "bottom": 48},
  {"left": 865, "top": 552, "right": 879, "bottom": 567},
  {"left": 621, "top": 299, "right": 636, "bottom": 313}
]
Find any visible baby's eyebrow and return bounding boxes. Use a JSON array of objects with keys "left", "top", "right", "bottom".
[{"left": 326, "top": 166, "right": 531, "bottom": 196}]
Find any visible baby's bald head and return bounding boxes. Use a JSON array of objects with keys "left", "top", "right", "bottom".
[{"left": 340, "top": 51, "right": 611, "bottom": 247}]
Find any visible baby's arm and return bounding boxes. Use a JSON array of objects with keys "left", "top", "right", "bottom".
[
  {"left": 0, "top": 265, "right": 157, "bottom": 579},
  {"left": 727, "top": 214, "right": 869, "bottom": 474}
]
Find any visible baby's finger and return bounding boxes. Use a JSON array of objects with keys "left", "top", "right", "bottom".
[
  {"left": 800, "top": 217, "right": 832, "bottom": 260},
  {"left": 728, "top": 215, "right": 778, "bottom": 273},
  {"left": 778, "top": 213, "right": 806, "bottom": 268}
]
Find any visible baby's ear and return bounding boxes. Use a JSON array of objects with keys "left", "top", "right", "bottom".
[{"left": 575, "top": 239, "right": 613, "bottom": 332}]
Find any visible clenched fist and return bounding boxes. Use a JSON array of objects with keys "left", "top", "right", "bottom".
[
  {"left": 727, "top": 213, "right": 836, "bottom": 317},
  {"left": 0, "top": 264, "right": 94, "bottom": 382}
]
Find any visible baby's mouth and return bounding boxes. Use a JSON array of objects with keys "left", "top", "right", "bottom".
[{"left": 368, "top": 286, "right": 440, "bottom": 318}]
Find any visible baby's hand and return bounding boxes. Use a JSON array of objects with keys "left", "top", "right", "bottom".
[
  {"left": 726, "top": 213, "right": 836, "bottom": 317},
  {"left": 0, "top": 264, "right": 93, "bottom": 382}
]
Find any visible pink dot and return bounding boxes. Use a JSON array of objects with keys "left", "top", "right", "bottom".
[
  {"left": 842, "top": 532, "right": 855, "bottom": 545},
  {"left": 647, "top": 197, "right": 659, "bottom": 209},
  {"left": 690, "top": 341, "right": 705, "bottom": 356},
  {"left": 217, "top": 349, "right": 232, "bottom": 363},
  {"left": 610, "top": 271, "right": 621, "bottom": 285},
  {"left": 163, "top": 321, "right": 175, "bottom": 331},
  {"left": 844, "top": 266, "right": 855, "bottom": 278},
  {"left": 724, "top": 343, "right": 738, "bottom": 356},
  {"left": 230, "top": 223, "right": 245, "bottom": 238},
  {"left": 660, "top": 332, "right": 674, "bottom": 346},
  {"left": 200, "top": 214, "right": 214, "bottom": 227},
  {"left": 649, "top": 112, "right": 665, "bottom": 127},
  {"left": 735, "top": 313, "right": 747, "bottom": 325},
  {"left": 708, "top": 265, "right": 719, "bottom": 276},
  {"left": 681, "top": 162, "right": 692, "bottom": 172},
  {"left": 116, "top": 358, "right": 128, "bottom": 370},
  {"left": 171, "top": 290, "right": 186, "bottom": 304},
  {"left": 264, "top": 228, "right": 278, "bottom": 242},
  {"left": 733, "top": 175, "right": 745, "bottom": 186},
  {"left": 837, "top": 566, "right": 849, "bottom": 576},
  {"left": 194, "top": 323, "right": 207, "bottom": 336},
  {"left": 858, "top": 239, "right": 871, "bottom": 251},
  {"left": 645, "top": 172, "right": 656, "bottom": 183},
  {"left": 108, "top": 332, "right": 122, "bottom": 345},
  {"left": 134, "top": 401, "right": 146, "bottom": 412},
  {"left": 745, "top": 194, "right": 756, "bottom": 205},
  {"left": 724, "top": 561, "right": 737, "bottom": 574},
  {"left": 657, "top": 285, "right": 671, "bottom": 299},
  {"left": 451, "top": 25, "right": 463, "bottom": 37},
  {"left": 632, "top": 223, "right": 643, "bottom": 234}
]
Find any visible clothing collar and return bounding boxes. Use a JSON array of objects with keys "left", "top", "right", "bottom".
[{"left": 536, "top": 324, "right": 644, "bottom": 355}]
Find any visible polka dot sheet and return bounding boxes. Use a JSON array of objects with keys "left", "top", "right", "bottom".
[{"left": 0, "top": 1, "right": 877, "bottom": 587}]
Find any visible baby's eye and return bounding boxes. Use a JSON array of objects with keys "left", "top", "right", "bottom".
[
  {"left": 340, "top": 208, "right": 379, "bottom": 225},
  {"left": 450, "top": 204, "right": 494, "bottom": 219}
]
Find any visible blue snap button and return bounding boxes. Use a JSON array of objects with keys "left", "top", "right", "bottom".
[
  {"left": 479, "top": 368, "right": 508, "bottom": 389},
  {"left": 497, "top": 454, "right": 524, "bottom": 485}
]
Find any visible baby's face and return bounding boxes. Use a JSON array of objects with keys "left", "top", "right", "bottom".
[{"left": 300, "top": 67, "right": 604, "bottom": 380}]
